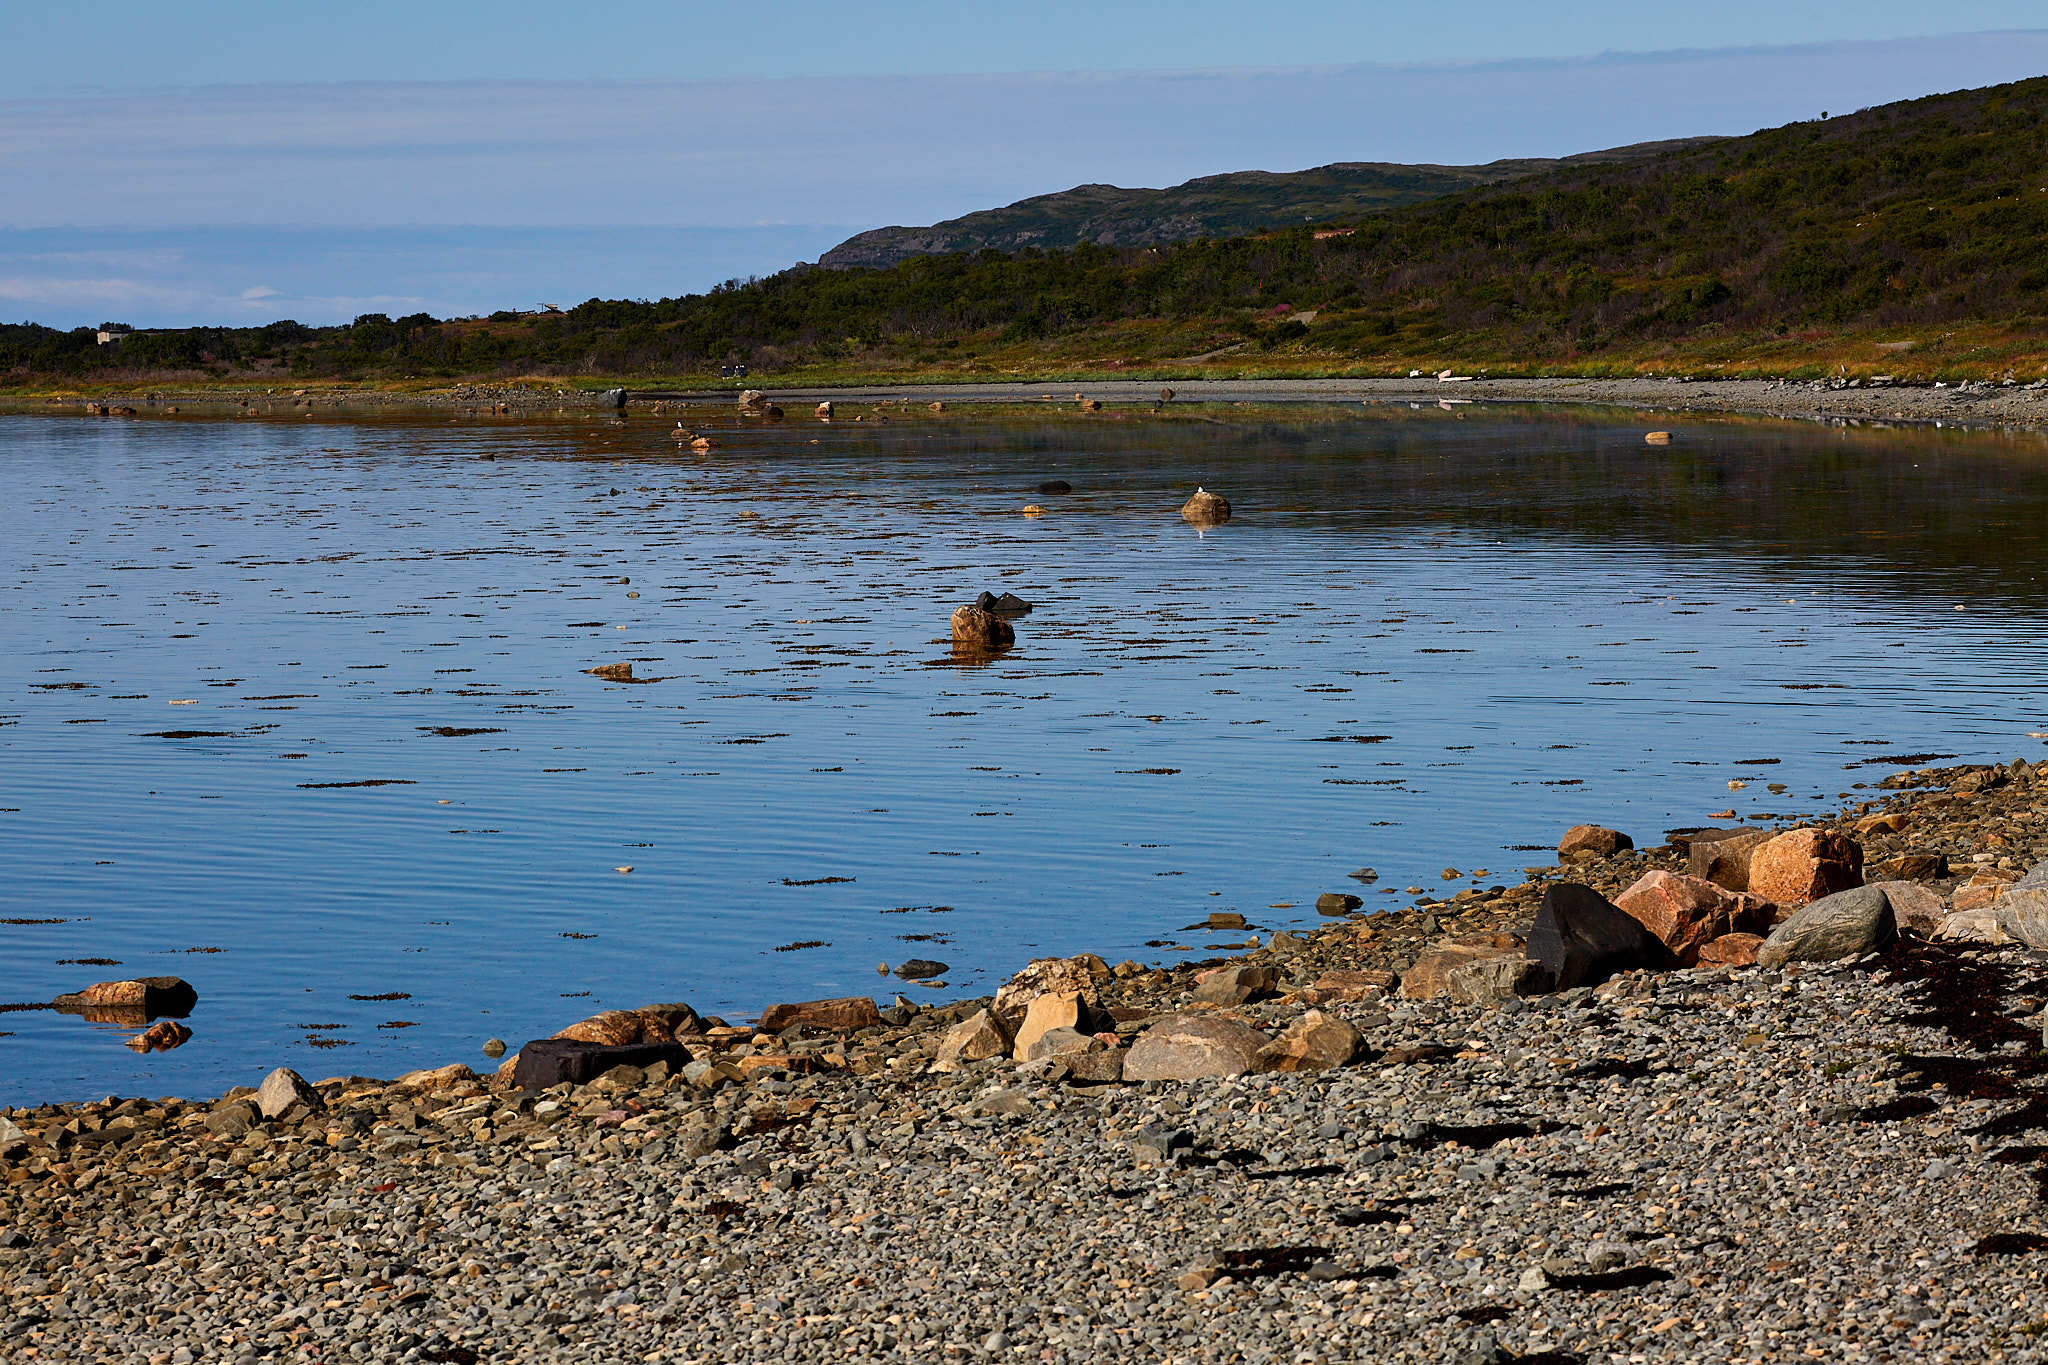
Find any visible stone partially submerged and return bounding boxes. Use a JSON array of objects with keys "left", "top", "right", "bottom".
[{"left": 1179, "top": 488, "right": 1231, "bottom": 526}]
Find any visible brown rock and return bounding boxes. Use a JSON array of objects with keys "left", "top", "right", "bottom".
[
  {"left": 1065, "top": 1047, "right": 1128, "bottom": 1083},
  {"left": 1399, "top": 939, "right": 1520, "bottom": 1000},
  {"left": 755, "top": 996, "right": 881, "bottom": 1033},
  {"left": 950, "top": 604, "right": 1014, "bottom": 650},
  {"left": 1125, "top": 1015, "right": 1270, "bottom": 1081},
  {"left": 1856, "top": 812, "right": 1909, "bottom": 836},
  {"left": 1179, "top": 488, "right": 1231, "bottom": 525},
  {"left": 391, "top": 1063, "right": 478, "bottom": 1094},
  {"left": 125, "top": 1020, "right": 192, "bottom": 1052},
  {"left": 1307, "top": 969, "right": 1398, "bottom": 1003},
  {"left": 1316, "top": 892, "right": 1364, "bottom": 914},
  {"left": 1688, "top": 828, "right": 1773, "bottom": 892},
  {"left": 1746, "top": 828, "right": 1863, "bottom": 907},
  {"left": 1191, "top": 965, "right": 1280, "bottom": 1006},
  {"left": 554, "top": 1010, "right": 663, "bottom": 1047},
  {"left": 934, "top": 1008, "right": 1013, "bottom": 1071},
  {"left": 1255, "top": 1010, "right": 1363, "bottom": 1072},
  {"left": 1559, "top": 824, "right": 1633, "bottom": 859},
  {"left": 993, "top": 957, "right": 1104, "bottom": 1018},
  {"left": 586, "top": 661, "right": 635, "bottom": 681},
  {"left": 1866, "top": 880, "right": 1946, "bottom": 934},
  {"left": 814, "top": 401, "right": 833, "bottom": 419},
  {"left": 1870, "top": 853, "right": 1946, "bottom": 882},
  {"left": 1696, "top": 933, "right": 1764, "bottom": 967},
  {"left": 1078, "top": 397, "right": 1102, "bottom": 412},
  {"left": 1613, "top": 870, "right": 1773, "bottom": 964}
]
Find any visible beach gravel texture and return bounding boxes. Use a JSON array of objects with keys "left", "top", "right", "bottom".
[{"left": 9, "top": 758, "right": 2048, "bottom": 1362}]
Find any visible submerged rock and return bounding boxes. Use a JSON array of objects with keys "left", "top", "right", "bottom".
[
  {"left": 950, "top": 604, "right": 1014, "bottom": 650},
  {"left": 1179, "top": 488, "right": 1231, "bottom": 525}
]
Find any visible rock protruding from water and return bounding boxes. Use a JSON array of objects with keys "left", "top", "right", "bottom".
[
  {"left": 815, "top": 401, "right": 834, "bottom": 419},
  {"left": 52, "top": 976, "right": 196, "bottom": 1019},
  {"left": 587, "top": 661, "right": 635, "bottom": 681},
  {"left": 973, "top": 591, "right": 1033, "bottom": 616},
  {"left": 950, "top": 604, "right": 1015, "bottom": 651},
  {"left": 1526, "top": 883, "right": 1676, "bottom": 991},
  {"left": 738, "top": 389, "right": 767, "bottom": 410},
  {"left": 603, "top": 387, "right": 627, "bottom": 410},
  {"left": 1179, "top": 488, "right": 1231, "bottom": 525},
  {"left": 1124, "top": 1015, "right": 1269, "bottom": 1081},
  {"left": 1748, "top": 828, "right": 1864, "bottom": 906},
  {"left": 1559, "top": 824, "right": 1633, "bottom": 859},
  {"left": 1755, "top": 885, "right": 1895, "bottom": 967},
  {"left": 1036, "top": 479, "right": 1072, "bottom": 494},
  {"left": 256, "top": 1067, "right": 324, "bottom": 1120}
]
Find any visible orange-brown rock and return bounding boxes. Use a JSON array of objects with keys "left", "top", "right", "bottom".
[
  {"left": 1254, "top": 1011, "right": 1363, "bottom": 1072},
  {"left": 1559, "top": 824, "right": 1633, "bottom": 859},
  {"left": 1746, "top": 829, "right": 1863, "bottom": 907},
  {"left": 1613, "top": 870, "right": 1773, "bottom": 964},
  {"left": 755, "top": 996, "right": 882, "bottom": 1033},
  {"left": 1697, "top": 933, "right": 1764, "bottom": 967},
  {"left": 552, "top": 1004, "right": 697, "bottom": 1047},
  {"left": 1012, "top": 991, "right": 1104, "bottom": 1060},
  {"left": 125, "top": 1020, "right": 192, "bottom": 1052},
  {"left": 52, "top": 976, "right": 196, "bottom": 1018},
  {"left": 1953, "top": 868, "right": 2020, "bottom": 912}
]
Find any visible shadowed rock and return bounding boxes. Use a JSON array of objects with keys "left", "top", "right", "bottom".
[
  {"left": 1526, "top": 883, "right": 1676, "bottom": 991},
  {"left": 52, "top": 976, "right": 196, "bottom": 1020}
]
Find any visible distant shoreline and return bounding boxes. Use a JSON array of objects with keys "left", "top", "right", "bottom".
[{"left": 10, "top": 375, "right": 2048, "bottom": 434}]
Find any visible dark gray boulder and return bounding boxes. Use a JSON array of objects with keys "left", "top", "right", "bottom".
[
  {"left": 1755, "top": 885, "right": 1896, "bottom": 967},
  {"left": 512, "top": 1037, "right": 690, "bottom": 1089},
  {"left": 1526, "top": 883, "right": 1676, "bottom": 990}
]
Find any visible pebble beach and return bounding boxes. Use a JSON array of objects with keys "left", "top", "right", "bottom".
[{"left": 10, "top": 758, "right": 2048, "bottom": 1363}]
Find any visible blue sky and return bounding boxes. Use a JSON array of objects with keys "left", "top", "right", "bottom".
[{"left": 4, "top": 6, "right": 2047, "bottom": 327}]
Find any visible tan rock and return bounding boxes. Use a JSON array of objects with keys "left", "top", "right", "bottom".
[
  {"left": 1065, "top": 1047, "right": 1127, "bottom": 1083},
  {"left": 993, "top": 957, "right": 1104, "bottom": 1018},
  {"left": 1869, "top": 853, "right": 1946, "bottom": 882},
  {"left": 1124, "top": 1015, "right": 1270, "bottom": 1081},
  {"left": 1013, "top": 992, "right": 1099, "bottom": 1060},
  {"left": 1558, "top": 824, "right": 1633, "bottom": 859},
  {"left": 390, "top": 1063, "right": 477, "bottom": 1094},
  {"left": 1179, "top": 488, "right": 1231, "bottom": 525},
  {"left": 934, "top": 1009, "right": 1013, "bottom": 1071},
  {"left": 755, "top": 996, "right": 881, "bottom": 1033},
  {"left": 554, "top": 1010, "right": 660, "bottom": 1047},
  {"left": 256, "top": 1066, "right": 324, "bottom": 1120},
  {"left": 814, "top": 401, "right": 833, "bottom": 419},
  {"left": 1446, "top": 955, "right": 1545, "bottom": 1004},
  {"left": 52, "top": 976, "right": 196, "bottom": 1018},
  {"left": 1935, "top": 907, "right": 2011, "bottom": 944},
  {"left": 1254, "top": 1010, "right": 1363, "bottom": 1072},
  {"left": 1856, "top": 812, "right": 1909, "bottom": 836},
  {"left": 1746, "top": 828, "right": 1863, "bottom": 907},
  {"left": 1696, "top": 933, "right": 1764, "bottom": 967},
  {"left": 1191, "top": 965, "right": 1280, "bottom": 1006},
  {"left": 1399, "top": 939, "right": 1519, "bottom": 1000},
  {"left": 1613, "top": 870, "right": 1773, "bottom": 964},
  {"left": 1023, "top": 1026, "right": 1100, "bottom": 1062},
  {"left": 125, "top": 1019, "right": 192, "bottom": 1052}
]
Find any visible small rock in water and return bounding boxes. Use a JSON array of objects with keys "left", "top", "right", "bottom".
[
  {"left": 949, "top": 604, "right": 1014, "bottom": 651},
  {"left": 481, "top": 1037, "right": 507, "bottom": 1058},
  {"left": 1036, "top": 479, "right": 1072, "bottom": 494},
  {"left": 1179, "top": 487, "right": 1231, "bottom": 525},
  {"left": 1316, "top": 892, "right": 1364, "bottom": 915},
  {"left": 895, "top": 958, "right": 948, "bottom": 980}
]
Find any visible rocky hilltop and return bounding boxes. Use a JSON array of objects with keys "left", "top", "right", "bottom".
[{"left": 817, "top": 138, "right": 1718, "bottom": 269}]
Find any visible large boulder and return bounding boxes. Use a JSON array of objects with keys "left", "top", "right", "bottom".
[
  {"left": 1526, "top": 883, "right": 1676, "bottom": 991},
  {"left": 1995, "top": 889, "right": 2048, "bottom": 950},
  {"left": 255, "top": 1067, "right": 323, "bottom": 1120},
  {"left": 1613, "top": 870, "right": 1772, "bottom": 965},
  {"left": 1558, "top": 825, "right": 1633, "bottom": 860},
  {"left": 512, "top": 1037, "right": 691, "bottom": 1089},
  {"left": 1687, "top": 828, "right": 1773, "bottom": 893},
  {"left": 553, "top": 1008, "right": 691, "bottom": 1047},
  {"left": 1747, "top": 829, "right": 1863, "bottom": 907},
  {"left": 754, "top": 996, "right": 881, "bottom": 1033},
  {"left": 1254, "top": 1011, "right": 1363, "bottom": 1072},
  {"left": 949, "top": 604, "right": 1014, "bottom": 651},
  {"left": 1124, "top": 1015, "right": 1270, "bottom": 1081},
  {"left": 1755, "top": 885, "right": 1895, "bottom": 967},
  {"left": 934, "top": 1009, "right": 1012, "bottom": 1071},
  {"left": 1179, "top": 489, "right": 1231, "bottom": 525},
  {"left": 993, "top": 957, "right": 1104, "bottom": 1018}
]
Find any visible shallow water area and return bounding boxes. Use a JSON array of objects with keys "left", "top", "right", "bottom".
[{"left": 3, "top": 400, "right": 2046, "bottom": 1103}]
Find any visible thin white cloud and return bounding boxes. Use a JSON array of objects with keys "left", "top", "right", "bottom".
[{"left": 4, "top": 32, "right": 2047, "bottom": 231}]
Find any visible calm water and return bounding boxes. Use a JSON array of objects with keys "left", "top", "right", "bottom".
[{"left": 4, "top": 402, "right": 2046, "bottom": 1104}]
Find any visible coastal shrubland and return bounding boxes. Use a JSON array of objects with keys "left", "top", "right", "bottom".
[{"left": 7, "top": 77, "right": 2048, "bottom": 388}]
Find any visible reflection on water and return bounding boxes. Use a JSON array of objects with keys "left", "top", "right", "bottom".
[{"left": 3, "top": 402, "right": 2047, "bottom": 1102}]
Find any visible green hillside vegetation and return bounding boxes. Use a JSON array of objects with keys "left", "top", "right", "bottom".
[
  {"left": 815, "top": 139, "right": 1715, "bottom": 268},
  {"left": 7, "top": 77, "right": 2048, "bottom": 387}
]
